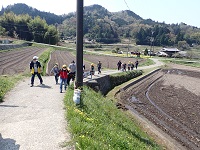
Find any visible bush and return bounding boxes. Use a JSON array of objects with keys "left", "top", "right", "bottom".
[
  {"left": 112, "top": 49, "right": 117, "bottom": 53},
  {"left": 110, "top": 70, "right": 143, "bottom": 89}
]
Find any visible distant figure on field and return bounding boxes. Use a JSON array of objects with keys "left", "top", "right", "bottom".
[
  {"left": 59, "top": 65, "right": 68, "bottom": 93},
  {"left": 117, "top": 60, "right": 122, "bottom": 70},
  {"left": 30, "top": 56, "right": 43, "bottom": 87},
  {"left": 68, "top": 60, "right": 76, "bottom": 85},
  {"left": 97, "top": 61, "right": 102, "bottom": 74},
  {"left": 50, "top": 63, "right": 59, "bottom": 84},
  {"left": 135, "top": 60, "right": 139, "bottom": 69}
]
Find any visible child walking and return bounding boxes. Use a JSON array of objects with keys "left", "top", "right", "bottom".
[
  {"left": 50, "top": 63, "right": 59, "bottom": 84},
  {"left": 59, "top": 64, "right": 68, "bottom": 93}
]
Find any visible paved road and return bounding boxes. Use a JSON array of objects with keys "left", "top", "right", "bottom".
[{"left": 0, "top": 76, "right": 71, "bottom": 150}]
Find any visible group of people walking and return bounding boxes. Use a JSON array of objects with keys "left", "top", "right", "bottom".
[
  {"left": 117, "top": 60, "right": 139, "bottom": 71},
  {"left": 50, "top": 60, "right": 76, "bottom": 93},
  {"left": 30, "top": 56, "right": 76, "bottom": 93},
  {"left": 30, "top": 56, "right": 138, "bottom": 92}
]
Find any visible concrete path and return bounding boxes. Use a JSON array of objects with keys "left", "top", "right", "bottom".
[
  {"left": 0, "top": 76, "right": 71, "bottom": 150},
  {"left": 83, "top": 58, "right": 164, "bottom": 81}
]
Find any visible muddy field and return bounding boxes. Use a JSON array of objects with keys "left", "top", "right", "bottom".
[
  {"left": 0, "top": 47, "right": 46, "bottom": 75},
  {"left": 48, "top": 50, "right": 144, "bottom": 73},
  {"left": 117, "top": 66, "right": 200, "bottom": 150}
]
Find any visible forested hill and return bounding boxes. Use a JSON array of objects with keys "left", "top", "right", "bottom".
[
  {"left": 0, "top": 3, "right": 64, "bottom": 24},
  {"left": 1, "top": 3, "right": 200, "bottom": 46}
]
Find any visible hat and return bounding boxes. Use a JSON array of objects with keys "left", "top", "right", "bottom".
[
  {"left": 33, "top": 56, "right": 38, "bottom": 60},
  {"left": 55, "top": 63, "right": 58, "bottom": 66},
  {"left": 62, "top": 64, "right": 67, "bottom": 68}
]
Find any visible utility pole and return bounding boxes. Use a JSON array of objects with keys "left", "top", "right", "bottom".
[
  {"left": 75, "top": 0, "right": 84, "bottom": 88},
  {"left": 55, "top": 23, "right": 58, "bottom": 45}
]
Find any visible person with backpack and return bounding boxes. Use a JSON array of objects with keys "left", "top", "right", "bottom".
[{"left": 30, "top": 56, "right": 43, "bottom": 87}]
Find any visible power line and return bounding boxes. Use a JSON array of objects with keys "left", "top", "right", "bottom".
[{"left": 123, "top": 0, "right": 131, "bottom": 11}]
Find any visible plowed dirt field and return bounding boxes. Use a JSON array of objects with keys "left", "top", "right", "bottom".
[
  {"left": 0, "top": 47, "right": 47, "bottom": 75},
  {"left": 117, "top": 64, "right": 200, "bottom": 150}
]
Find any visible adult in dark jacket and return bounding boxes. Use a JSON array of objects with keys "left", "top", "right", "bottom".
[
  {"left": 30, "top": 56, "right": 43, "bottom": 87},
  {"left": 117, "top": 60, "right": 122, "bottom": 70}
]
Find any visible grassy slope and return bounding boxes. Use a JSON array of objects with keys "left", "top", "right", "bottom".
[{"left": 64, "top": 85, "right": 162, "bottom": 150}]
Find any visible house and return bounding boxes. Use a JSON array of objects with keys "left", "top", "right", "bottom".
[{"left": 159, "top": 48, "right": 180, "bottom": 57}]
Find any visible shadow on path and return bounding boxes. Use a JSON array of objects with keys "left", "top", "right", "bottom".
[
  {"left": 34, "top": 84, "right": 52, "bottom": 89},
  {"left": 0, "top": 134, "right": 20, "bottom": 150}
]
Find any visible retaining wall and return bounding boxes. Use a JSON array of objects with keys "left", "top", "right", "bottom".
[
  {"left": 84, "top": 75, "right": 111, "bottom": 95},
  {"left": 84, "top": 69, "right": 161, "bottom": 95}
]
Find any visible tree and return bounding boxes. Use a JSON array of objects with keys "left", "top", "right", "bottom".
[
  {"left": 144, "top": 48, "right": 148, "bottom": 55},
  {"left": 44, "top": 25, "right": 58, "bottom": 45},
  {"left": 0, "top": 26, "right": 6, "bottom": 36},
  {"left": 0, "top": 12, "right": 16, "bottom": 37},
  {"left": 178, "top": 41, "right": 189, "bottom": 50},
  {"left": 15, "top": 14, "right": 33, "bottom": 41},
  {"left": 28, "top": 16, "right": 48, "bottom": 43}
]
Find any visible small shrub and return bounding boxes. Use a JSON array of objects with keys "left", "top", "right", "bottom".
[{"left": 110, "top": 70, "right": 143, "bottom": 89}]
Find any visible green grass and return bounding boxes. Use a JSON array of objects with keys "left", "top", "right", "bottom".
[
  {"left": 162, "top": 59, "right": 200, "bottom": 68},
  {"left": 38, "top": 47, "right": 54, "bottom": 75},
  {"left": 0, "top": 75, "right": 23, "bottom": 102},
  {"left": 64, "top": 86, "right": 162, "bottom": 150}
]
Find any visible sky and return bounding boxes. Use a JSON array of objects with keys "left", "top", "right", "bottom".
[{"left": 0, "top": 0, "right": 200, "bottom": 28}]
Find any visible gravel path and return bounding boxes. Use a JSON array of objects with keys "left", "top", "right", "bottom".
[{"left": 0, "top": 76, "right": 71, "bottom": 150}]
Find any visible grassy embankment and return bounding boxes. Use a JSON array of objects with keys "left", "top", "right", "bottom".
[
  {"left": 162, "top": 58, "right": 200, "bottom": 68},
  {"left": 64, "top": 70, "right": 162, "bottom": 150},
  {"left": 0, "top": 45, "right": 53, "bottom": 102}
]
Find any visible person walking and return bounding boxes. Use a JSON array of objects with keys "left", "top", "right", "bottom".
[
  {"left": 117, "top": 60, "right": 122, "bottom": 70},
  {"left": 131, "top": 62, "right": 134, "bottom": 70},
  {"left": 30, "top": 56, "right": 43, "bottom": 87},
  {"left": 127, "top": 61, "right": 131, "bottom": 71},
  {"left": 97, "top": 61, "right": 102, "bottom": 74},
  {"left": 90, "top": 63, "right": 95, "bottom": 78},
  {"left": 59, "top": 64, "right": 68, "bottom": 93},
  {"left": 135, "top": 60, "right": 139, "bottom": 69},
  {"left": 122, "top": 62, "right": 126, "bottom": 71},
  {"left": 68, "top": 60, "right": 76, "bottom": 85},
  {"left": 50, "top": 63, "right": 59, "bottom": 84}
]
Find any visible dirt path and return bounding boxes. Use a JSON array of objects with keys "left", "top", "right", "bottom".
[{"left": 0, "top": 76, "right": 72, "bottom": 150}]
